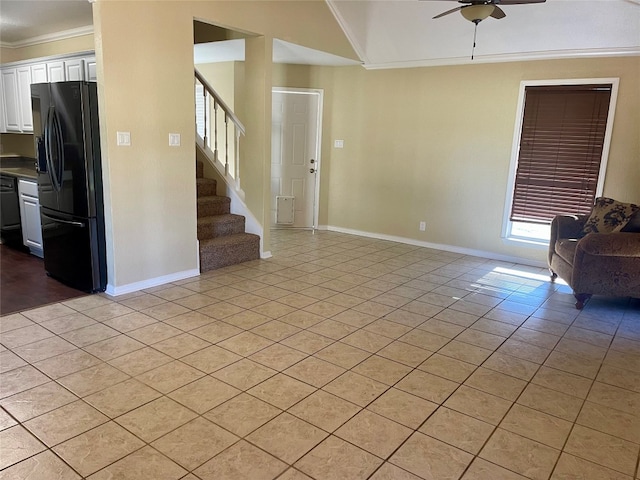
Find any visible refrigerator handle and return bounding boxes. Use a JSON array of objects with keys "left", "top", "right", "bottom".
[
  {"left": 44, "top": 106, "right": 59, "bottom": 191},
  {"left": 41, "top": 212, "right": 86, "bottom": 228},
  {"left": 52, "top": 108, "right": 65, "bottom": 190}
]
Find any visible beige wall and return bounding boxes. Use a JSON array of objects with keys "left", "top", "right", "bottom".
[
  {"left": 0, "top": 133, "right": 35, "bottom": 157},
  {"left": 273, "top": 57, "right": 640, "bottom": 265},
  {"left": 0, "top": 35, "right": 94, "bottom": 64}
]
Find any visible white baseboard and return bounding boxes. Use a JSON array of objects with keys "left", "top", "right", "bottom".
[
  {"left": 261, "top": 251, "right": 272, "bottom": 259},
  {"left": 105, "top": 268, "right": 200, "bottom": 297},
  {"left": 323, "top": 225, "right": 547, "bottom": 268}
]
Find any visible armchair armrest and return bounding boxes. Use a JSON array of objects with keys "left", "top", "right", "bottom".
[
  {"left": 549, "top": 214, "right": 588, "bottom": 265},
  {"left": 577, "top": 232, "right": 640, "bottom": 257}
]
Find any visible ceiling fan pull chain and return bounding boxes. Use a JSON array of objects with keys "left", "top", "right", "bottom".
[{"left": 471, "top": 21, "right": 479, "bottom": 60}]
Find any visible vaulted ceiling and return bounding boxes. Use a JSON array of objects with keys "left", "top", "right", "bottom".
[{"left": 1, "top": 0, "right": 639, "bottom": 68}]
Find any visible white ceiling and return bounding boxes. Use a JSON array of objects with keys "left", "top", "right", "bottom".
[{"left": 1, "top": 0, "right": 639, "bottom": 68}]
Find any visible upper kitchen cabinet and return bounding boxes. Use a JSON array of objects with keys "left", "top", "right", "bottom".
[{"left": 0, "top": 52, "right": 95, "bottom": 134}]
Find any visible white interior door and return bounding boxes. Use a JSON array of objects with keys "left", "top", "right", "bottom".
[{"left": 271, "top": 89, "right": 322, "bottom": 229}]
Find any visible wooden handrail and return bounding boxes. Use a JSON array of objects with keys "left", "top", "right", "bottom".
[{"left": 195, "top": 68, "right": 245, "bottom": 135}]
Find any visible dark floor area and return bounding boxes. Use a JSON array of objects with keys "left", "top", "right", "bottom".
[{"left": 0, "top": 243, "right": 85, "bottom": 316}]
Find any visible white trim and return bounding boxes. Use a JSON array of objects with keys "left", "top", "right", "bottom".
[
  {"left": 271, "top": 87, "right": 324, "bottom": 230},
  {"left": 501, "top": 77, "right": 620, "bottom": 242},
  {"left": 324, "top": 0, "right": 367, "bottom": 64},
  {"left": 362, "top": 47, "right": 640, "bottom": 70},
  {"left": 105, "top": 269, "right": 200, "bottom": 297},
  {"left": 261, "top": 251, "right": 272, "bottom": 259},
  {"left": 325, "top": 225, "right": 547, "bottom": 268},
  {"left": 1, "top": 26, "right": 94, "bottom": 49}
]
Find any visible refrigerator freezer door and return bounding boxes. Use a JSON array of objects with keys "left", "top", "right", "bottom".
[{"left": 40, "top": 207, "right": 106, "bottom": 292}]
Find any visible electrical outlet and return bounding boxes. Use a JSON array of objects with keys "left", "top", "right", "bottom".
[{"left": 419, "top": 221, "right": 426, "bottom": 231}]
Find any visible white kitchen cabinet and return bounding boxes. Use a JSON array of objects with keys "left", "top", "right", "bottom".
[
  {"left": 31, "top": 63, "right": 48, "bottom": 84},
  {"left": 84, "top": 57, "right": 97, "bottom": 82},
  {"left": 16, "top": 66, "right": 33, "bottom": 131},
  {"left": 65, "top": 59, "right": 84, "bottom": 81},
  {"left": 18, "top": 179, "right": 43, "bottom": 257},
  {"left": 47, "top": 61, "right": 65, "bottom": 82},
  {"left": 1, "top": 69, "right": 21, "bottom": 132},
  {"left": 0, "top": 74, "right": 6, "bottom": 134}
]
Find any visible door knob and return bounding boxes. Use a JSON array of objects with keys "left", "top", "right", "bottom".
[
  {"left": 310, "top": 159, "right": 315, "bottom": 164},
  {"left": 309, "top": 168, "right": 316, "bottom": 173}
]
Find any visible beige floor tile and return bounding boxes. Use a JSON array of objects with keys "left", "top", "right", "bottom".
[
  {"left": 118, "top": 294, "right": 167, "bottom": 311},
  {"left": 161, "top": 311, "right": 216, "bottom": 332},
  {"left": 21, "top": 303, "right": 76, "bottom": 323},
  {"left": 0, "top": 350, "right": 27, "bottom": 374},
  {"left": 510, "top": 327, "right": 560, "bottom": 350},
  {"left": 279, "top": 310, "right": 326, "bottom": 328},
  {"left": 0, "top": 449, "right": 81, "bottom": 480},
  {"left": 248, "top": 373, "right": 315, "bottom": 409},
  {"left": 395, "top": 369, "right": 458, "bottom": 404},
  {"left": 551, "top": 452, "right": 634, "bottom": 480},
  {"left": 363, "top": 319, "right": 412, "bottom": 339},
  {"left": 249, "top": 343, "right": 308, "bottom": 371},
  {"left": 197, "top": 301, "right": 245, "bottom": 320},
  {"left": 498, "top": 339, "right": 551, "bottom": 364},
  {"left": 189, "top": 320, "right": 243, "bottom": 343},
  {"left": 352, "top": 355, "right": 412, "bottom": 385},
  {"left": 53, "top": 421, "right": 144, "bottom": 477},
  {"left": 141, "top": 301, "right": 192, "bottom": 320},
  {"left": 212, "top": 358, "right": 277, "bottom": 390},
  {"left": 0, "top": 424, "right": 46, "bottom": 469},
  {"left": 481, "top": 351, "right": 540, "bottom": 381},
  {"left": 194, "top": 440, "right": 287, "bottom": 480},
  {"left": 438, "top": 340, "right": 493, "bottom": 365},
  {"left": 0, "top": 408, "right": 17, "bottom": 430},
  {"left": 0, "top": 313, "right": 34, "bottom": 333},
  {"left": 281, "top": 331, "right": 336, "bottom": 354},
  {"left": 604, "top": 350, "right": 640, "bottom": 375},
  {"left": 597, "top": 364, "right": 640, "bottom": 394},
  {"left": 323, "top": 371, "right": 387, "bottom": 407},
  {"left": 284, "top": 356, "right": 346, "bottom": 388},
  {"left": 82, "top": 335, "right": 144, "bottom": 361},
  {"left": 250, "top": 319, "right": 301, "bottom": 342},
  {"left": 152, "top": 417, "right": 238, "bottom": 470},
  {"left": 102, "top": 312, "right": 157, "bottom": 333},
  {"left": 331, "top": 310, "right": 378, "bottom": 328},
  {"left": 390, "top": 431, "right": 473, "bottom": 480},
  {"left": 555, "top": 337, "right": 608, "bottom": 361},
  {"left": 369, "top": 463, "right": 423, "bottom": 480},
  {"left": 544, "top": 350, "right": 601, "bottom": 379},
  {"left": 464, "top": 367, "right": 527, "bottom": 401},
  {"left": 314, "top": 342, "right": 371, "bottom": 369},
  {"left": 126, "top": 322, "right": 183, "bottom": 345},
  {"left": 169, "top": 376, "right": 240, "bottom": 413},
  {"left": 577, "top": 401, "right": 640, "bottom": 444},
  {"left": 84, "top": 378, "right": 161, "bottom": 417},
  {"left": 531, "top": 366, "right": 593, "bottom": 399},
  {"left": 368, "top": 388, "right": 437, "bottom": 429},
  {"left": 480, "top": 429, "right": 560, "bottom": 480},
  {"left": 456, "top": 328, "right": 506, "bottom": 350},
  {"left": 107, "top": 346, "right": 172, "bottom": 376},
  {"left": 278, "top": 468, "right": 314, "bottom": 480},
  {"left": 384, "top": 310, "right": 431, "bottom": 329},
  {"left": 308, "top": 319, "right": 358, "bottom": 340},
  {"left": 56, "top": 363, "right": 130, "bottom": 397},
  {"left": 24, "top": 400, "right": 108, "bottom": 446},
  {"left": 295, "top": 435, "right": 382, "bottom": 480},
  {"left": 444, "top": 385, "right": 512, "bottom": 425},
  {"left": 399, "top": 329, "right": 451, "bottom": 351},
  {"left": 61, "top": 323, "right": 123, "bottom": 348},
  {"left": 14, "top": 337, "right": 77, "bottom": 365},
  {"left": 1, "top": 324, "right": 55, "bottom": 348},
  {"left": 224, "top": 310, "right": 272, "bottom": 329},
  {"left": 470, "top": 318, "right": 519, "bottom": 337},
  {"left": 151, "top": 333, "right": 211, "bottom": 359},
  {"left": 87, "top": 445, "right": 187, "bottom": 480},
  {"left": 251, "top": 301, "right": 297, "bottom": 320},
  {"left": 499, "top": 404, "right": 572, "bottom": 449},
  {"left": 433, "top": 308, "right": 479, "bottom": 327},
  {"left": 587, "top": 381, "right": 640, "bottom": 416},
  {"left": 417, "top": 353, "right": 477, "bottom": 382},
  {"left": 376, "top": 341, "right": 432, "bottom": 367},
  {"left": 335, "top": 409, "right": 412, "bottom": 458},
  {"left": 205, "top": 393, "right": 281, "bottom": 437},
  {"left": 31, "top": 350, "right": 102, "bottom": 380},
  {"left": 217, "top": 331, "right": 274, "bottom": 356},
  {"left": 564, "top": 425, "right": 639, "bottom": 476},
  {"left": 248, "top": 412, "right": 328, "bottom": 463},
  {"left": 135, "top": 360, "right": 204, "bottom": 393},
  {"left": 180, "top": 345, "right": 242, "bottom": 373},
  {"left": 516, "top": 383, "right": 583, "bottom": 422},
  {"left": 0, "top": 381, "right": 77, "bottom": 422},
  {"left": 420, "top": 406, "right": 494, "bottom": 454},
  {"left": 115, "top": 396, "right": 197, "bottom": 442},
  {"left": 289, "top": 390, "right": 361, "bottom": 432},
  {"left": 461, "top": 457, "right": 529, "bottom": 480}
]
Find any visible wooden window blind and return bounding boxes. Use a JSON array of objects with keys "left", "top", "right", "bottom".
[{"left": 510, "top": 84, "right": 612, "bottom": 224}]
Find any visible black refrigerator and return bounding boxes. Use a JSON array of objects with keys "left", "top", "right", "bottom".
[{"left": 31, "top": 81, "right": 107, "bottom": 292}]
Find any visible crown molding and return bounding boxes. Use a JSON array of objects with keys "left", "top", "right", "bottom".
[
  {"left": 1, "top": 25, "right": 94, "bottom": 49},
  {"left": 362, "top": 46, "right": 640, "bottom": 70},
  {"left": 325, "top": 0, "right": 367, "bottom": 64}
]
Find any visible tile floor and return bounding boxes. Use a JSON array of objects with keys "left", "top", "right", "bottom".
[{"left": 1, "top": 229, "right": 639, "bottom": 480}]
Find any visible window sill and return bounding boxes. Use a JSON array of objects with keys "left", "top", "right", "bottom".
[{"left": 502, "top": 236, "right": 549, "bottom": 249}]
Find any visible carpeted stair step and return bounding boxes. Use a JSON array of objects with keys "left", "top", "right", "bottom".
[
  {"left": 198, "top": 214, "right": 246, "bottom": 240},
  {"left": 197, "top": 196, "right": 230, "bottom": 217},
  {"left": 199, "top": 233, "right": 260, "bottom": 271},
  {"left": 197, "top": 178, "right": 217, "bottom": 198},
  {"left": 196, "top": 160, "right": 204, "bottom": 179}
]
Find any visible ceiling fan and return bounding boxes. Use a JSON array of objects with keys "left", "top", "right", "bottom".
[
  {"left": 426, "top": 0, "right": 546, "bottom": 24},
  {"left": 423, "top": 0, "right": 546, "bottom": 59}
]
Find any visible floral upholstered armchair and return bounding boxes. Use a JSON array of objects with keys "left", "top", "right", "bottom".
[{"left": 548, "top": 198, "right": 640, "bottom": 309}]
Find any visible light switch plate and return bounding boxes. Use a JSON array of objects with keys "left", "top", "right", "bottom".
[
  {"left": 169, "top": 133, "right": 181, "bottom": 147},
  {"left": 334, "top": 139, "right": 344, "bottom": 148},
  {"left": 116, "top": 131, "right": 131, "bottom": 146}
]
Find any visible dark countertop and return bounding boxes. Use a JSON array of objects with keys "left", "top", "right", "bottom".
[{"left": 0, "top": 155, "right": 37, "bottom": 180}]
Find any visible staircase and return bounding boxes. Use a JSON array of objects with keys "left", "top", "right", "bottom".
[{"left": 196, "top": 160, "right": 260, "bottom": 271}]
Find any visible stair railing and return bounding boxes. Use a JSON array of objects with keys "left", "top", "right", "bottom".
[{"left": 195, "top": 68, "right": 245, "bottom": 193}]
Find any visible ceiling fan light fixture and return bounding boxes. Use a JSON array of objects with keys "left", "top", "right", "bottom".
[{"left": 460, "top": 4, "right": 495, "bottom": 23}]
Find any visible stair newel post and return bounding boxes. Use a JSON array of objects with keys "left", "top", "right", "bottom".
[
  {"left": 234, "top": 128, "right": 241, "bottom": 190},
  {"left": 224, "top": 113, "right": 230, "bottom": 177},
  {"left": 213, "top": 100, "right": 219, "bottom": 163}
]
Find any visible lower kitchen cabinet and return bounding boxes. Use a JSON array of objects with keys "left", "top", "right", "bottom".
[{"left": 17, "top": 179, "right": 43, "bottom": 257}]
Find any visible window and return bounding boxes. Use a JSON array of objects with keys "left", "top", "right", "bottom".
[{"left": 503, "top": 79, "right": 619, "bottom": 245}]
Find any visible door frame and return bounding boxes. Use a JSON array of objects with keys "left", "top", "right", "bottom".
[{"left": 271, "top": 87, "right": 324, "bottom": 230}]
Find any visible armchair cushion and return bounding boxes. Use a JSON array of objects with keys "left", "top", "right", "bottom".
[
  {"left": 582, "top": 197, "right": 639, "bottom": 235},
  {"left": 555, "top": 238, "right": 578, "bottom": 264}
]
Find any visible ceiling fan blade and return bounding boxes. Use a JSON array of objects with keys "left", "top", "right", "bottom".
[
  {"left": 490, "top": 5, "right": 506, "bottom": 18},
  {"left": 433, "top": 6, "right": 463, "bottom": 19},
  {"left": 496, "top": 0, "right": 546, "bottom": 4}
]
